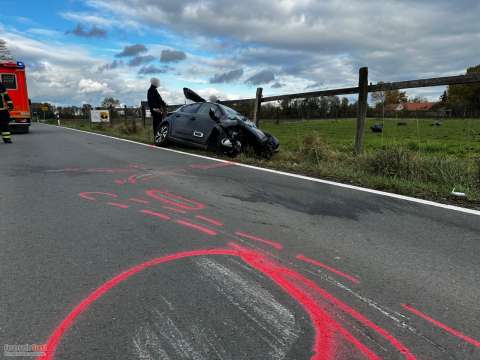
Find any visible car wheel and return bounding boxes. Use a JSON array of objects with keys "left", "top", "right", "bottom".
[{"left": 155, "top": 123, "right": 169, "bottom": 147}]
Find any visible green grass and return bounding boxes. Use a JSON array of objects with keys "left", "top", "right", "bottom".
[
  {"left": 261, "top": 118, "right": 480, "bottom": 158},
  {"left": 52, "top": 118, "right": 480, "bottom": 208}
]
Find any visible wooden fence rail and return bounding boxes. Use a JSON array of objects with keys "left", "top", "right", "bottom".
[
  {"left": 221, "top": 73, "right": 480, "bottom": 105},
  {"left": 219, "top": 70, "right": 480, "bottom": 154}
]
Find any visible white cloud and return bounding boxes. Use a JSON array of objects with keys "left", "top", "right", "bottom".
[
  {"left": 4, "top": 0, "right": 480, "bottom": 106},
  {"left": 61, "top": 12, "right": 116, "bottom": 27},
  {"left": 79, "top": 79, "right": 110, "bottom": 93},
  {"left": 83, "top": 0, "right": 480, "bottom": 86}
]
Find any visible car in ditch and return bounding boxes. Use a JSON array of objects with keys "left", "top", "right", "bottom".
[{"left": 154, "top": 88, "right": 279, "bottom": 158}]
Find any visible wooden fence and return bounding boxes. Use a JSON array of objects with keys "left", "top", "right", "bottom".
[{"left": 219, "top": 68, "right": 480, "bottom": 154}]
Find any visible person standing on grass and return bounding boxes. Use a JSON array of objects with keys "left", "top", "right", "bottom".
[
  {"left": 147, "top": 77, "right": 167, "bottom": 142},
  {"left": 0, "top": 83, "right": 13, "bottom": 144}
]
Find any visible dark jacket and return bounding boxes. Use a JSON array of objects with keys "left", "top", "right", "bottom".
[
  {"left": 0, "top": 92, "right": 13, "bottom": 111},
  {"left": 147, "top": 85, "right": 167, "bottom": 112}
]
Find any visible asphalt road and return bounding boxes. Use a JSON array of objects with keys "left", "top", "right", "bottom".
[{"left": 1, "top": 124, "right": 479, "bottom": 360}]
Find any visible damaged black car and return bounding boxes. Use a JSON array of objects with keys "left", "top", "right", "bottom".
[{"left": 154, "top": 88, "right": 279, "bottom": 159}]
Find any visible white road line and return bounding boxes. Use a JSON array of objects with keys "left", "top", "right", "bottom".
[{"left": 44, "top": 124, "right": 480, "bottom": 216}]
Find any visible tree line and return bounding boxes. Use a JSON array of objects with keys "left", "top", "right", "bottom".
[
  {"left": 229, "top": 64, "right": 480, "bottom": 120},
  {"left": 31, "top": 65, "right": 480, "bottom": 121}
]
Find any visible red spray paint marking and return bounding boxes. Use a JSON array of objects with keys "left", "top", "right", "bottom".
[
  {"left": 195, "top": 215, "right": 224, "bottom": 227},
  {"left": 189, "top": 162, "right": 233, "bottom": 170},
  {"left": 162, "top": 206, "right": 188, "bottom": 214},
  {"left": 230, "top": 244, "right": 380, "bottom": 360},
  {"left": 401, "top": 304, "right": 480, "bottom": 348},
  {"left": 174, "top": 219, "right": 218, "bottom": 236},
  {"left": 87, "top": 168, "right": 136, "bottom": 174},
  {"left": 282, "top": 269, "right": 417, "bottom": 359},
  {"left": 107, "top": 202, "right": 129, "bottom": 209},
  {"left": 128, "top": 198, "right": 150, "bottom": 205},
  {"left": 235, "top": 231, "right": 283, "bottom": 250},
  {"left": 140, "top": 209, "right": 171, "bottom": 221},
  {"left": 79, "top": 192, "right": 118, "bottom": 201},
  {"left": 114, "top": 179, "right": 126, "bottom": 185},
  {"left": 146, "top": 189, "right": 205, "bottom": 211},
  {"left": 296, "top": 254, "right": 360, "bottom": 284},
  {"left": 37, "top": 249, "right": 239, "bottom": 360},
  {"left": 36, "top": 247, "right": 375, "bottom": 360}
]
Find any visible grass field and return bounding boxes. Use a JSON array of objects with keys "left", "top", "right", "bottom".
[
  {"left": 52, "top": 117, "right": 480, "bottom": 207},
  {"left": 261, "top": 118, "right": 480, "bottom": 158}
]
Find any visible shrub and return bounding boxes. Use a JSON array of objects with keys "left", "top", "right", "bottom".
[
  {"left": 363, "top": 146, "right": 479, "bottom": 198},
  {"left": 116, "top": 121, "right": 138, "bottom": 135},
  {"left": 298, "top": 133, "right": 335, "bottom": 165},
  {"left": 364, "top": 147, "right": 416, "bottom": 178}
]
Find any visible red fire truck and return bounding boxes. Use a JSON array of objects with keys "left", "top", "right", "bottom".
[{"left": 0, "top": 59, "right": 31, "bottom": 133}]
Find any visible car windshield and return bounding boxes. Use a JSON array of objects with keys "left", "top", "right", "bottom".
[{"left": 219, "top": 105, "right": 241, "bottom": 118}]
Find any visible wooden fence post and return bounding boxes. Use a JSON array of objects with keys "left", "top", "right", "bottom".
[
  {"left": 355, "top": 67, "right": 368, "bottom": 155},
  {"left": 253, "top": 87, "right": 263, "bottom": 127}
]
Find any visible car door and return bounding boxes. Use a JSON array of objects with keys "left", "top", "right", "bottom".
[
  {"left": 170, "top": 103, "right": 202, "bottom": 140},
  {"left": 191, "top": 104, "right": 219, "bottom": 145}
]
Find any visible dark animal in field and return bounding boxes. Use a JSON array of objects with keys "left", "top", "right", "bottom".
[{"left": 370, "top": 124, "right": 383, "bottom": 133}]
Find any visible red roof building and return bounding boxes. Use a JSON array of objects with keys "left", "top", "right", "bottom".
[{"left": 396, "top": 102, "right": 435, "bottom": 111}]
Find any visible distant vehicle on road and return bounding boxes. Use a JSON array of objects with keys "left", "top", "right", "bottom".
[
  {"left": 155, "top": 88, "right": 279, "bottom": 158},
  {"left": 0, "top": 60, "right": 31, "bottom": 133}
]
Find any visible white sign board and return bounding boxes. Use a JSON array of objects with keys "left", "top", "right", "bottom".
[
  {"left": 145, "top": 109, "right": 152, "bottom": 118},
  {"left": 90, "top": 110, "right": 110, "bottom": 123}
]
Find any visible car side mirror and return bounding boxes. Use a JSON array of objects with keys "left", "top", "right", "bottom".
[{"left": 209, "top": 108, "right": 220, "bottom": 122}]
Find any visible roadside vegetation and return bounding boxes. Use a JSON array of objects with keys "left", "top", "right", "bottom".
[{"left": 49, "top": 117, "right": 480, "bottom": 207}]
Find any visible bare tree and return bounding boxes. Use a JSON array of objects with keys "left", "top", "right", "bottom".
[
  {"left": 371, "top": 82, "right": 386, "bottom": 119},
  {"left": 0, "top": 39, "right": 13, "bottom": 61}
]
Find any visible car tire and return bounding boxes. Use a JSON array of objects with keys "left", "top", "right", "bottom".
[{"left": 155, "top": 123, "right": 169, "bottom": 147}]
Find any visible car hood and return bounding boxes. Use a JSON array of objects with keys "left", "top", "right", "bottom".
[{"left": 183, "top": 88, "right": 206, "bottom": 103}]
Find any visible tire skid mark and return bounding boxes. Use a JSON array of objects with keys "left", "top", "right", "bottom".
[
  {"left": 401, "top": 304, "right": 480, "bottom": 348},
  {"left": 231, "top": 244, "right": 380, "bottom": 360},
  {"left": 273, "top": 267, "right": 417, "bottom": 359},
  {"left": 149, "top": 309, "right": 206, "bottom": 360},
  {"left": 195, "top": 257, "right": 301, "bottom": 359},
  {"left": 37, "top": 246, "right": 419, "bottom": 360},
  {"left": 37, "top": 249, "right": 240, "bottom": 360},
  {"left": 195, "top": 215, "right": 224, "bottom": 227},
  {"left": 133, "top": 325, "right": 170, "bottom": 360},
  {"left": 133, "top": 309, "right": 232, "bottom": 360},
  {"left": 235, "top": 231, "right": 283, "bottom": 250},
  {"left": 296, "top": 254, "right": 360, "bottom": 284},
  {"left": 301, "top": 267, "right": 420, "bottom": 334}
]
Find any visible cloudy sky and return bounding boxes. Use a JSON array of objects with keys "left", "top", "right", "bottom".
[{"left": 0, "top": 0, "right": 479, "bottom": 106}]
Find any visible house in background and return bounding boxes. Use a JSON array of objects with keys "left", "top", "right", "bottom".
[
  {"left": 396, "top": 102, "right": 435, "bottom": 112},
  {"left": 385, "top": 102, "right": 440, "bottom": 117}
]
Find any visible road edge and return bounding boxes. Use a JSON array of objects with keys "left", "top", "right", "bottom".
[{"left": 43, "top": 124, "right": 480, "bottom": 216}]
